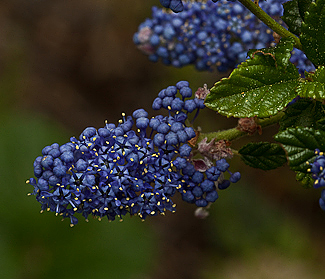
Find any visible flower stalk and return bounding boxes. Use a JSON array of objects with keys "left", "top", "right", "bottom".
[
  {"left": 238, "top": 0, "right": 303, "bottom": 50},
  {"left": 198, "top": 111, "right": 285, "bottom": 143}
]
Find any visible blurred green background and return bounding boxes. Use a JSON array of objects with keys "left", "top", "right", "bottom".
[{"left": 1, "top": 1, "right": 325, "bottom": 278}]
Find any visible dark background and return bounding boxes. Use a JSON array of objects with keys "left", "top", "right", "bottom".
[{"left": 1, "top": 1, "right": 325, "bottom": 278}]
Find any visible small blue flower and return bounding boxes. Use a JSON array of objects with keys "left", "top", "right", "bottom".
[
  {"left": 218, "top": 180, "right": 230, "bottom": 190},
  {"left": 179, "top": 144, "right": 192, "bottom": 157},
  {"left": 230, "top": 172, "right": 241, "bottom": 183},
  {"left": 159, "top": 0, "right": 184, "bottom": 13},
  {"left": 152, "top": 97, "right": 163, "bottom": 110},
  {"left": 179, "top": 86, "right": 192, "bottom": 98}
]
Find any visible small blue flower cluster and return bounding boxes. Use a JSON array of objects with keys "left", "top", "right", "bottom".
[
  {"left": 134, "top": 0, "right": 314, "bottom": 74},
  {"left": 307, "top": 149, "right": 325, "bottom": 211},
  {"left": 27, "top": 81, "right": 240, "bottom": 226},
  {"left": 180, "top": 158, "right": 241, "bottom": 207}
]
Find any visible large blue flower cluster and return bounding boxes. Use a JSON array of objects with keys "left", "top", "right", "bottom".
[
  {"left": 134, "top": 0, "right": 314, "bottom": 74},
  {"left": 307, "top": 149, "right": 325, "bottom": 211},
  {"left": 27, "top": 81, "right": 240, "bottom": 226}
]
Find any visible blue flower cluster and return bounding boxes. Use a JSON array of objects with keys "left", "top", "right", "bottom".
[
  {"left": 27, "top": 81, "right": 240, "bottom": 226},
  {"left": 307, "top": 149, "right": 325, "bottom": 211},
  {"left": 135, "top": 0, "right": 314, "bottom": 74}
]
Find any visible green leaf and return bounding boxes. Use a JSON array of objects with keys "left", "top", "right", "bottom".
[
  {"left": 274, "top": 127, "right": 325, "bottom": 172},
  {"left": 316, "top": 117, "right": 325, "bottom": 130},
  {"left": 295, "top": 171, "right": 314, "bottom": 188},
  {"left": 297, "top": 66, "right": 325, "bottom": 100},
  {"left": 205, "top": 38, "right": 299, "bottom": 118},
  {"left": 247, "top": 37, "right": 296, "bottom": 70},
  {"left": 282, "top": 0, "right": 312, "bottom": 36},
  {"left": 298, "top": 0, "right": 313, "bottom": 18},
  {"left": 279, "top": 98, "right": 325, "bottom": 131},
  {"left": 301, "top": 0, "right": 325, "bottom": 66},
  {"left": 239, "top": 142, "right": 287, "bottom": 170}
]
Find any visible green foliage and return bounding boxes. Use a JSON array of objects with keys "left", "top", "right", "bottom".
[
  {"left": 301, "top": 0, "right": 325, "bottom": 66},
  {"left": 315, "top": 117, "right": 325, "bottom": 130},
  {"left": 282, "top": 0, "right": 312, "bottom": 36},
  {"left": 205, "top": 38, "right": 299, "bottom": 118},
  {"left": 277, "top": 105, "right": 325, "bottom": 187},
  {"left": 279, "top": 98, "right": 325, "bottom": 131},
  {"left": 274, "top": 127, "right": 325, "bottom": 172},
  {"left": 296, "top": 171, "right": 314, "bottom": 188},
  {"left": 245, "top": 37, "right": 295, "bottom": 70},
  {"left": 297, "top": 66, "right": 325, "bottom": 100},
  {"left": 239, "top": 142, "right": 287, "bottom": 170}
]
